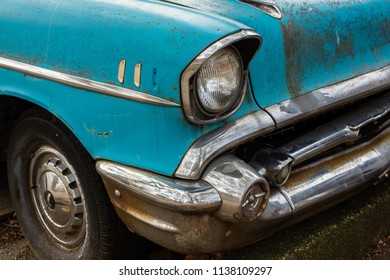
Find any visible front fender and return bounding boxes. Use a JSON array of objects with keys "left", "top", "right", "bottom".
[{"left": 0, "top": 0, "right": 261, "bottom": 176}]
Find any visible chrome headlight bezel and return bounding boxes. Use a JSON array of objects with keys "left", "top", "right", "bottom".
[{"left": 181, "top": 30, "right": 262, "bottom": 125}]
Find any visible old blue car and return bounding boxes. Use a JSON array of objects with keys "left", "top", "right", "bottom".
[{"left": 0, "top": 0, "right": 389, "bottom": 259}]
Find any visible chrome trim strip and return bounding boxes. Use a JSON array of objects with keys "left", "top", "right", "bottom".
[
  {"left": 175, "top": 65, "right": 390, "bottom": 180},
  {"left": 96, "top": 160, "right": 221, "bottom": 213},
  {"left": 266, "top": 65, "right": 390, "bottom": 128},
  {"left": 181, "top": 29, "right": 262, "bottom": 124},
  {"left": 0, "top": 57, "right": 180, "bottom": 107}
]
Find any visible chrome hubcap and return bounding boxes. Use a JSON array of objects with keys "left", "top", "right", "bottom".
[{"left": 29, "top": 146, "right": 86, "bottom": 249}]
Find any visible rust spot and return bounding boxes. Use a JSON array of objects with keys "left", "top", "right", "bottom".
[
  {"left": 278, "top": 0, "right": 390, "bottom": 102},
  {"left": 281, "top": 21, "right": 305, "bottom": 97},
  {"left": 89, "top": 129, "right": 111, "bottom": 137},
  {"left": 280, "top": 17, "right": 328, "bottom": 98},
  {"left": 84, "top": 123, "right": 111, "bottom": 137},
  {"left": 285, "top": 130, "right": 390, "bottom": 190},
  {"left": 336, "top": 31, "right": 355, "bottom": 58},
  {"left": 0, "top": 52, "right": 43, "bottom": 66}
]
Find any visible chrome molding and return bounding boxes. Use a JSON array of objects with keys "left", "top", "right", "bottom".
[
  {"left": 250, "top": 147, "right": 294, "bottom": 186},
  {"left": 0, "top": 57, "right": 180, "bottom": 107},
  {"left": 175, "top": 109, "right": 275, "bottom": 179},
  {"left": 96, "top": 160, "right": 221, "bottom": 213},
  {"left": 266, "top": 65, "right": 390, "bottom": 128},
  {"left": 175, "top": 65, "right": 390, "bottom": 180},
  {"left": 181, "top": 29, "right": 262, "bottom": 125},
  {"left": 278, "top": 92, "right": 390, "bottom": 165}
]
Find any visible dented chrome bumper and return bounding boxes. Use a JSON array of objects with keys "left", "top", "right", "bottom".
[{"left": 96, "top": 90, "right": 390, "bottom": 254}]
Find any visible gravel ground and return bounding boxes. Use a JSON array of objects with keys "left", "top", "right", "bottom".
[
  {"left": 0, "top": 215, "right": 388, "bottom": 260},
  {"left": 1, "top": 165, "right": 389, "bottom": 260},
  {"left": 0, "top": 214, "right": 182, "bottom": 260},
  {"left": 0, "top": 216, "right": 36, "bottom": 260}
]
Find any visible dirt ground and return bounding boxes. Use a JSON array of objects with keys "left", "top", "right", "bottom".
[
  {"left": 1, "top": 163, "right": 389, "bottom": 260},
  {"left": 0, "top": 216, "right": 36, "bottom": 260},
  {"left": 0, "top": 215, "right": 388, "bottom": 260},
  {"left": 362, "top": 234, "right": 390, "bottom": 260}
]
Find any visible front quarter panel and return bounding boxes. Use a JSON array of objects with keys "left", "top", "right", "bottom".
[{"left": 0, "top": 0, "right": 260, "bottom": 176}]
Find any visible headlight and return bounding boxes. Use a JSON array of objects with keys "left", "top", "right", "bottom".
[
  {"left": 181, "top": 30, "right": 262, "bottom": 125},
  {"left": 196, "top": 47, "right": 243, "bottom": 115}
]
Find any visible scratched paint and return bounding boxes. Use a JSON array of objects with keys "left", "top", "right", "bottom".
[
  {"left": 84, "top": 123, "right": 112, "bottom": 137},
  {"left": 167, "top": 0, "right": 390, "bottom": 106},
  {"left": 275, "top": 0, "right": 390, "bottom": 100},
  {"left": 0, "top": 0, "right": 254, "bottom": 176},
  {"left": 0, "top": 0, "right": 246, "bottom": 105},
  {"left": 0, "top": 0, "right": 389, "bottom": 177}
]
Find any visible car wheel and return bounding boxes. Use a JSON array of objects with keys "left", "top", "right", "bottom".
[{"left": 7, "top": 108, "right": 127, "bottom": 259}]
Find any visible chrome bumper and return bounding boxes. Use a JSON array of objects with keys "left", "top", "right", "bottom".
[{"left": 96, "top": 91, "right": 390, "bottom": 254}]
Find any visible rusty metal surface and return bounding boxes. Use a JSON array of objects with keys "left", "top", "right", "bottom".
[
  {"left": 278, "top": 91, "right": 390, "bottom": 165},
  {"left": 281, "top": 127, "right": 390, "bottom": 228},
  {"left": 277, "top": 0, "right": 390, "bottom": 98}
]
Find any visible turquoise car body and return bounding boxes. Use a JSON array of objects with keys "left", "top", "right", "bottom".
[
  {"left": 2, "top": 0, "right": 388, "bottom": 176},
  {"left": 0, "top": 0, "right": 389, "bottom": 256}
]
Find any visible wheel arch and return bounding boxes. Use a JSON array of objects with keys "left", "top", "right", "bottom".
[
  {"left": 4, "top": 99, "right": 140, "bottom": 259},
  {"left": 0, "top": 94, "right": 84, "bottom": 161}
]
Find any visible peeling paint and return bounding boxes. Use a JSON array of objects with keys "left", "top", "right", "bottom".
[
  {"left": 335, "top": 31, "right": 355, "bottom": 58},
  {"left": 89, "top": 129, "right": 111, "bottom": 137},
  {"left": 84, "top": 123, "right": 112, "bottom": 137}
]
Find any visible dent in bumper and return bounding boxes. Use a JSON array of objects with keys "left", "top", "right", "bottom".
[{"left": 96, "top": 159, "right": 289, "bottom": 254}]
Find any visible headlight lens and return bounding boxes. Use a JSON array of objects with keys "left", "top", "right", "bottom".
[{"left": 196, "top": 47, "right": 243, "bottom": 115}]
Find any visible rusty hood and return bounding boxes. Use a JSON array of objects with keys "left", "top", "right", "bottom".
[
  {"left": 158, "top": 0, "right": 390, "bottom": 107},
  {"left": 270, "top": 0, "right": 390, "bottom": 103}
]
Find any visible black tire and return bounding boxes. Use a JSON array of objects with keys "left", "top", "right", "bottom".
[{"left": 7, "top": 108, "right": 128, "bottom": 259}]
